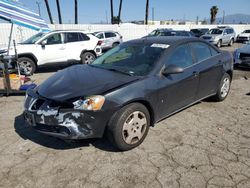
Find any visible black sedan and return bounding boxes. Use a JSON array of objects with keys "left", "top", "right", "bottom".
[{"left": 23, "top": 37, "right": 233, "bottom": 151}]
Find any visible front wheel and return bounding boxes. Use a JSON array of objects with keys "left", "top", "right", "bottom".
[
  {"left": 228, "top": 39, "right": 234, "bottom": 46},
  {"left": 217, "top": 40, "right": 222, "bottom": 48},
  {"left": 81, "top": 52, "right": 96, "bottom": 64},
  {"left": 107, "top": 103, "right": 150, "bottom": 151},
  {"left": 212, "top": 73, "right": 231, "bottom": 101},
  {"left": 17, "top": 57, "right": 36, "bottom": 75}
]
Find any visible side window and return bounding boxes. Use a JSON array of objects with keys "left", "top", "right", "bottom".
[
  {"left": 45, "top": 33, "right": 62, "bottom": 45},
  {"left": 105, "top": 32, "right": 116, "bottom": 38},
  {"left": 167, "top": 44, "right": 193, "bottom": 68},
  {"left": 191, "top": 42, "right": 212, "bottom": 62},
  {"left": 79, "top": 33, "right": 90, "bottom": 41},
  {"left": 210, "top": 46, "right": 219, "bottom": 56},
  {"left": 96, "top": 33, "right": 104, "bottom": 39},
  {"left": 66, "top": 32, "right": 80, "bottom": 43}
]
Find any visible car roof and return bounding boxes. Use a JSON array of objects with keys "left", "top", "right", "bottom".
[
  {"left": 127, "top": 36, "right": 201, "bottom": 46},
  {"left": 47, "top": 30, "right": 87, "bottom": 34}
]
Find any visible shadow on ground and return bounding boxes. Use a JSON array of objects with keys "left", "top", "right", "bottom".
[
  {"left": 14, "top": 114, "right": 119, "bottom": 152},
  {"left": 36, "top": 62, "right": 75, "bottom": 74}
]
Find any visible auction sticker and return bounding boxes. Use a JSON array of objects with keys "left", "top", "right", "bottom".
[{"left": 151, "top": 44, "right": 170, "bottom": 48}]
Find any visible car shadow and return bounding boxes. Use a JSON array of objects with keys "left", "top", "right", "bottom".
[
  {"left": 14, "top": 114, "right": 119, "bottom": 152},
  {"left": 36, "top": 62, "right": 77, "bottom": 74}
]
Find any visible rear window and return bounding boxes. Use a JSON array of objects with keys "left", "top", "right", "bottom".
[
  {"left": 105, "top": 32, "right": 116, "bottom": 38},
  {"left": 66, "top": 32, "right": 89, "bottom": 43},
  {"left": 191, "top": 42, "right": 212, "bottom": 62}
]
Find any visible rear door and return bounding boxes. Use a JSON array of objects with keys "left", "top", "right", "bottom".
[
  {"left": 65, "top": 32, "right": 91, "bottom": 61},
  {"left": 190, "top": 42, "right": 223, "bottom": 100},
  {"left": 104, "top": 32, "right": 116, "bottom": 48},
  {"left": 157, "top": 43, "right": 199, "bottom": 119}
]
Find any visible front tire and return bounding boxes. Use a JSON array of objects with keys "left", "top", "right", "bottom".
[
  {"left": 107, "top": 103, "right": 150, "bottom": 151},
  {"left": 17, "top": 57, "right": 36, "bottom": 75},
  {"left": 81, "top": 52, "right": 96, "bottom": 64},
  {"left": 212, "top": 73, "right": 231, "bottom": 101},
  {"left": 228, "top": 38, "right": 234, "bottom": 46}
]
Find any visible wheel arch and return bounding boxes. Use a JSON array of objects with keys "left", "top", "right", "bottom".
[
  {"left": 80, "top": 50, "right": 97, "bottom": 58},
  {"left": 18, "top": 53, "right": 38, "bottom": 66}
]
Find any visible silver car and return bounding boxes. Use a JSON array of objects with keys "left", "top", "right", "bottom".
[
  {"left": 234, "top": 41, "right": 250, "bottom": 68},
  {"left": 93, "top": 31, "right": 123, "bottom": 50},
  {"left": 201, "top": 26, "right": 236, "bottom": 48}
]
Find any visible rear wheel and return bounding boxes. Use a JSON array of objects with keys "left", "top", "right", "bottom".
[
  {"left": 17, "top": 57, "right": 36, "bottom": 75},
  {"left": 107, "top": 103, "right": 150, "bottom": 151},
  {"left": 112, "top": 42, "right": 119, "bottom": 48},
  {"left": 228, "top": 38, "right": 234, "bottom": 46},
  {"left": 217, "top": 40, "right": 222, "bottom": 48},
  {"left": 81, "top": 52, "right": 96, "bottom": 64},
  {"left": 212, "top": 73, "right": 231, "bottom": 101}
]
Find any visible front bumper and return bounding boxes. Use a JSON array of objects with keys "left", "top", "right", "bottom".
[{"left": 23, "top": 89, "right": 111, "bottom": 139}]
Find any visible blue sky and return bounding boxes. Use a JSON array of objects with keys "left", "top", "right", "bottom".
[{"left": 17, "top": 0, "right": 250, "bottom": 24}]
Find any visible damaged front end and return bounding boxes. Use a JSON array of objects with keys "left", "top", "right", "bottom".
[{"left": 23, "top": 89, "right": 105, "bottom": 139}]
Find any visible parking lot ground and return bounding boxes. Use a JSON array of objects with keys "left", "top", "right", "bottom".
[{"left": 0, "top": 44, "right": 250, "bottom": 188}]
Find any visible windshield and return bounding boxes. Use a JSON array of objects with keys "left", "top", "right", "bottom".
[
  {"left": 243, "top": 30, "right": 250, "bottom": 33},
  {"left": 91, "top": 43, "right": 168, "bottom": 76},
  {"left": 208, "top": 29, "right": 223, "bottom": 35},
  {"left": 21, "top": 32, "right": 46, "bottom": 44}
]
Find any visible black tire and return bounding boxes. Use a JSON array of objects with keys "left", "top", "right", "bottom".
[
  {"left": 107, "top": 103, "right": 150, "bottom": 151},
  {"left": 212, "top": 73, "right": 231, "bottom": 101},
  {"left": 80, "top": 52, "right": 96, "bottom": 64},
  {"left": 17, "top": 57, "right": 36, "bottom": 75},
  {"left": 228, "top": 38, "right": 234, "bottom": 46},
  {"left": 217, "top": 40, "right": 222, "bottom": 48},
  {"left": 112, "top": 42, "right": 119, "bottom": 48}
]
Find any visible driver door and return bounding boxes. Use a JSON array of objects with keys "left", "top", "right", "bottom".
[
  {"left": 157, "top": 43, "right": 199, "bottom": 119},
  {"left": 37, "top": 33, "right": 67, "bottom": 65}
]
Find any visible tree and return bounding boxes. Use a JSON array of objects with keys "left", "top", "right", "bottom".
[
  {"left": 56, "top": 0, "right": 62, "bottom": 24},
  {"left": 210, "top": 6, "right": 218, "bottom": 24},
  {"left": 110, "top": 0, "right": 114, "bottom": 24},
  {"left": 44, "top": 0, "right": 53, "bottom": 24},
  {"left": 113, "top": 16, "right": 122, "bottom": 24},
  {"left": 118, "top": 0, "right": 123, "bottom": 24},
  {"left": 145, "top": 0, "right": 149, "bottom": 25},
  {"left": 75, "top": 0, "right": 78, "bottom": 24}
]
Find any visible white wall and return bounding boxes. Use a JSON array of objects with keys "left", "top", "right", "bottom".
[{"left": 0, "top": 23, "right": 250, "bottom": 48}]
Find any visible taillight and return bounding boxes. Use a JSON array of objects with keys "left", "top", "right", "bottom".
[{"left": 97, "top": 41, "right": 102, "bottom": 45}]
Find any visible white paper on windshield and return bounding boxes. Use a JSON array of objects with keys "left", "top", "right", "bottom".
[{"left": 151, "top": 44, "right": 170, "bottom": 49}]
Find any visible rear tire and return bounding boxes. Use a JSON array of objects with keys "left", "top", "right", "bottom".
[
  {"left": 17, "top": 57, "right": 36, "bottom": 75},
  {"left": 107, "top": 103, "right": 150, "bottom": 151},
  {"left": 212, "top": 73, "right": 231, "bottom": 101},
  {"left": 112, "top": 42, "right": 119, "bottom": 48},
  {"left": 228, "top": 38, "right": 234, "bottom": 46},
  {"left": 80, "top": 52, "right": 96, "bottom": 64},
  {"left": 217, "top": 40, "right": 222, "bottom": 48}
]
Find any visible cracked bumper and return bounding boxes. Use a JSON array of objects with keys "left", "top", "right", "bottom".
[{"left": 23, "top": 90, "right": 109, "bottom": 139}]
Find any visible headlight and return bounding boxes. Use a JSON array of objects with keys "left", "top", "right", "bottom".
[{"left": 73, "top": 95, "right": 105, "bottom": 111}]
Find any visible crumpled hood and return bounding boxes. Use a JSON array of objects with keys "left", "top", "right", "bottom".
[{"left": 38, "top": 65, "right": 139, "bottom": 101}]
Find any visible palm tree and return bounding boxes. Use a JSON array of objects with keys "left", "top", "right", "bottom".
[
  {"left": 118, "top": 0, "right": 123, "bottom": 24},
  {"left": 110, "top": 0, "right": 114, "bottom": 24},
  {"left": 145, "top": 0, "right": 149, "bottom": 25},
  {"left": 210, "top": 6, "right": 218, "bottom": 24},
  {"left": 44, "top": 0, "right": 53, "bottom": 24},
  {"left": 75, "top": 0, "right": 78, "bottom": 24},
  {"left": 56, "top": 0, "right": 62, "bottom": 24}
]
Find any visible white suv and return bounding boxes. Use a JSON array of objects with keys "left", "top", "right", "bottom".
[
  {"left": 93, "top": 31, "right": 123, "bottom": 50},
  {"left": 6, "top": 30, "right": 102, "bottom": 75}
]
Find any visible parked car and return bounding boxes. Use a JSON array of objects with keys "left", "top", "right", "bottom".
[
  {"left": 92, "top": 31, "right": 123, "bottom": 50},
  {"left": 236, "top": 29, "right": 250, "bottom": 42},
  {"left": 145, "top": 29, "right": 194, "bottom": 37},
  {"left": 23, "top": 37, "right": 233, "bottom": 151},
  {"left": 234, "top": 41, "right": 250, "bottom": 67},
  {"left": 1, "top": 30, "right": 102, "bottom": 75},
  {"left": 190, "top": 28, "right": 209, "bottom": 37},
  {"left": 201, "top": 26, "right": 236, "bottom": 48}
]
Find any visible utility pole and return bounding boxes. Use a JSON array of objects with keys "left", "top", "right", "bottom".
[
  {"left": 56, "top": 0, "right": 62, "bottom": 24},
  {"left": 152, "top": 7, "right": 154, "bottom": 23},
  {"left": 36, "top": 1, "right": 41, "bottom": 16},
  {"left": 110, "top": 0, "right": 114, "bottom": 24},
  {"left": 75, "top": 0, "right": 78, "bottom": 24},
  {"left": 118, "top": 0, "right": 123, "bottom": 24},
  {"left": 222, "top": 10, "right": 225, "bottom": 24},
  {"left": 145, "top": 0, "right": 149, "bottom": 25}
]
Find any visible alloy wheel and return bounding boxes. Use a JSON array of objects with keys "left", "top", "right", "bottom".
[
  {"left": 122, "top": 111, "right": 147, "bottom": 145},
  {"left": 85, "top": 55, "right": 95, "bottom": 64},
  {"left": 18, "top": 60, "right": 33, "bottom": 75},
  {"left": 220, "top": 77, "right": 230, "bottom": 98}
]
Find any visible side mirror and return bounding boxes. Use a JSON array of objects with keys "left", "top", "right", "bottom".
[
  {"left": 162, "top": 64, "right": 184, "bottom": 76},
  {"left": 41, "top": 40, "right": 47, "bottom": 47}
]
